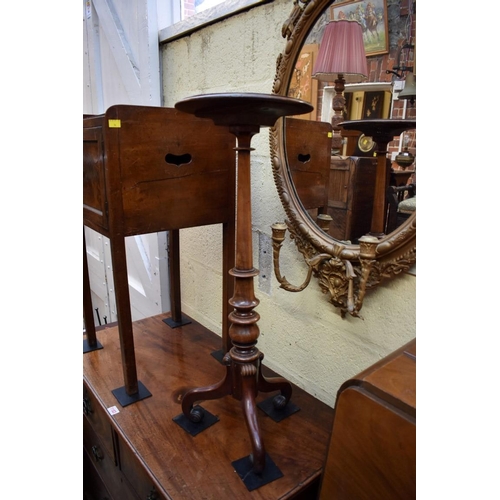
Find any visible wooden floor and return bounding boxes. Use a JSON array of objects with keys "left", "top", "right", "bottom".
[{"left": 83, "top": 313, "right": 335, "bottom": 499}]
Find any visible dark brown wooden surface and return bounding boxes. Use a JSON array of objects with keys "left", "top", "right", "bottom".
[
  {"left": 84, "top": 313, "right": 335, "bottom": 499},
  {"left": 319, "top": 339, "right": 416, "bottom": 500}
]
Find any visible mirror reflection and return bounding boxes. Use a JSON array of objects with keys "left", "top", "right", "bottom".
[{"left": 285, "top": 0, "right": 416, "bottom": 244}]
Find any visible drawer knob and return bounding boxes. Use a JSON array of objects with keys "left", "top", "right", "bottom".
[
  {"left": 83, "top": 397, "right": 93, "bottom": 416},
  {"left": 91, "top": 445, "right": 103, "bottom": 462}
]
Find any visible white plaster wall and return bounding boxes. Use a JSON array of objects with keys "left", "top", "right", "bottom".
[{"left": 161, "top": 0, "right": 416, "bottom": 408}]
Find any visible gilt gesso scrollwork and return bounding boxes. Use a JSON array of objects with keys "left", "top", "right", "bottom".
[{"left": 269, "top": 0, "right": 416, "bottom": 318}]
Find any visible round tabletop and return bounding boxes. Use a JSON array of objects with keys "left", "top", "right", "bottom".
[
  {"left": 339, "top": 119, "right": 416, "bottom": 144},
  {"left": 175, "top": 92, "right": 314, "bottom": 128}
]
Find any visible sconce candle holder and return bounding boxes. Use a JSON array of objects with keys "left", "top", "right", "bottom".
[{"left": 271, "top": 222, "right": 382, "bottom": 318}]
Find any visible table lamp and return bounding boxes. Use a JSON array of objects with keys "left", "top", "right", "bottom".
[{"left": 313, "top": 20, "right": 368, "bottom": 151}]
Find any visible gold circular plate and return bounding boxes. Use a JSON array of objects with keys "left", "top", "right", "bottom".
[{"left": 358, "top": 134, "right": 375, "bottom": 153}]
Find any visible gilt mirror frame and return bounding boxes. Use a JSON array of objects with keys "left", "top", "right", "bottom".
[{"left": 269, "top": 0, "right": 416, "bottom": 317}]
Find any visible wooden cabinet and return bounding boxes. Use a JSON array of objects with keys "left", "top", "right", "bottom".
[
  {"left": 320, "top": 339, "right": 416, "bottom": 499},
  {"left": 83, "top": 314, "right": 335, "bottom": 499},
  {"left": 327, "top": 156, "right": 378, "bottom": 242}
]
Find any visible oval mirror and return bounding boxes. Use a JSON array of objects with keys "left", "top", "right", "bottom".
[{"left": 270, "top": 0, "right": 416, "bottom": 317}]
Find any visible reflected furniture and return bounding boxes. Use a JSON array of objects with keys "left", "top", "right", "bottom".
[
  {"left": 285, "top": 117, "right": 332, "bottom": 218},
  {"left": 339, "top": 119, "right": 416, "bottom": 238},
  {"left": 83, "top": 313, "right": 335, "bottom": 499},
  {"left": 320, "top": 339, "right": 416, "bottom": 499},
  {"left": 83, "top": 105, "right": 236, "bottom": 405},
  {"left": 327, "top": 156, "right": 378, "bottom": 242},
  {"left": 173, "top": 93, "right": 312, "bottom": 483},
  {"left": 284, "top": 118, "right": 382, "bottom": 242}
]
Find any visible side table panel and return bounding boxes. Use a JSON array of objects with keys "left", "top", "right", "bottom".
[
  {"left": 83, "top": 125, "right": 108, "bottom": 233},
  {"left": 104, "top": 105, "right": 237, "bottom": 235},
  {"left": 286, "top": 117, "right": 332, "bottom": 214}
]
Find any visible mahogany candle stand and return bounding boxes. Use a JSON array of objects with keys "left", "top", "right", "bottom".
[
  {"left": 339, "top": 119, "right": 416, "bottom": 238},
  {"left": 173, "top": 93, "right": 313, "bottom": 488}
]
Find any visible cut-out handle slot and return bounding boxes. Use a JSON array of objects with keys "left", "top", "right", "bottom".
[
  {"left": 297, "top": 153, "right": 311, "bottom": 163},
  {"left": 165, "top": 153, "right": 192, "bottom": 166}
]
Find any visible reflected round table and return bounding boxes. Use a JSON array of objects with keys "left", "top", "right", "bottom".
[
  {"left": 340, "top": 119, "right": 416, "bottom": 237},
  {"left": 174, "top": 93, "right": 313, "bottom": 486}
]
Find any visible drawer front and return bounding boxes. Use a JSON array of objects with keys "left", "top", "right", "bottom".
[
  {"left": 83, "top": 382, "right": 115, "bottom": 457},
  {"left": 83, "top": 446, "right": 112, "bottom": 500},
  {"left": 84, "top": 417, "right": 138, "bottom": 500},
  {"left": 118, "top": 433, "right": 168, "bottom": 500}
]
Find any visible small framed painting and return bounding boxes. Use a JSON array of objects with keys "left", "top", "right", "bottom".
[{"left": 362, "top": 91, "right": 385, "bottom": 119}]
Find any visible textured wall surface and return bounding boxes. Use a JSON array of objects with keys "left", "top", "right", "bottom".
[{"left": 161, "top": 0, "right": 416, "bottom": 407}]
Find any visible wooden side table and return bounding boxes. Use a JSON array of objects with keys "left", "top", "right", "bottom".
[
  {"left": 173, "top": 93, "right": 313, "bottom": 488},
  {"left": 83, "top": 105, "right": 236, "bottom": 406}
]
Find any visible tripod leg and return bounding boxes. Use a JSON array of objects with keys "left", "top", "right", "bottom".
[
  {"left": 240, "top": 367, "right": 266, "bottom": 474},
  {"left": 181, "top": 363, "right": 232, "bottom": 422}
]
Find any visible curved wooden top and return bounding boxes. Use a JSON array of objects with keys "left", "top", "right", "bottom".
[
  {"left": 339, "top": 119, "right": 416, "bottom": 144},
  {"left": 175, "top": 92, "right": 314, "bottom": 128}
]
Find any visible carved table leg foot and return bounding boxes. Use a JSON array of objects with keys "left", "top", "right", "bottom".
[
  {"left": 256, "top": 354, "right": 299, "bottom": 422},
  {"left": 181, "top": 361, "right": 233, "bottom": 422},
  {"left": 173, "top": 359, "right": 232, "bottom": 436}
]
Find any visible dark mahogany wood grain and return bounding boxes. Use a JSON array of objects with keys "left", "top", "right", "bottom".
[{"left": 83, "top": 313, "right": 334, "bottom": 499}]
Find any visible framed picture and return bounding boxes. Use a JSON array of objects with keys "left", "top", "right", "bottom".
[
  {"left": 288, "top": 44, "right": 319, "bottom": 120},
  {"left": 330, "top": 0, "right": 389, "bottom": 56},
  {"left": 362, "top": 91, "right": 385, "bottom": 119}
]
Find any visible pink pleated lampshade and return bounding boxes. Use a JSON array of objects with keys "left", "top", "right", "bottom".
[{"left": 312, "top": 20, "right": 368, "bottom": 83}]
